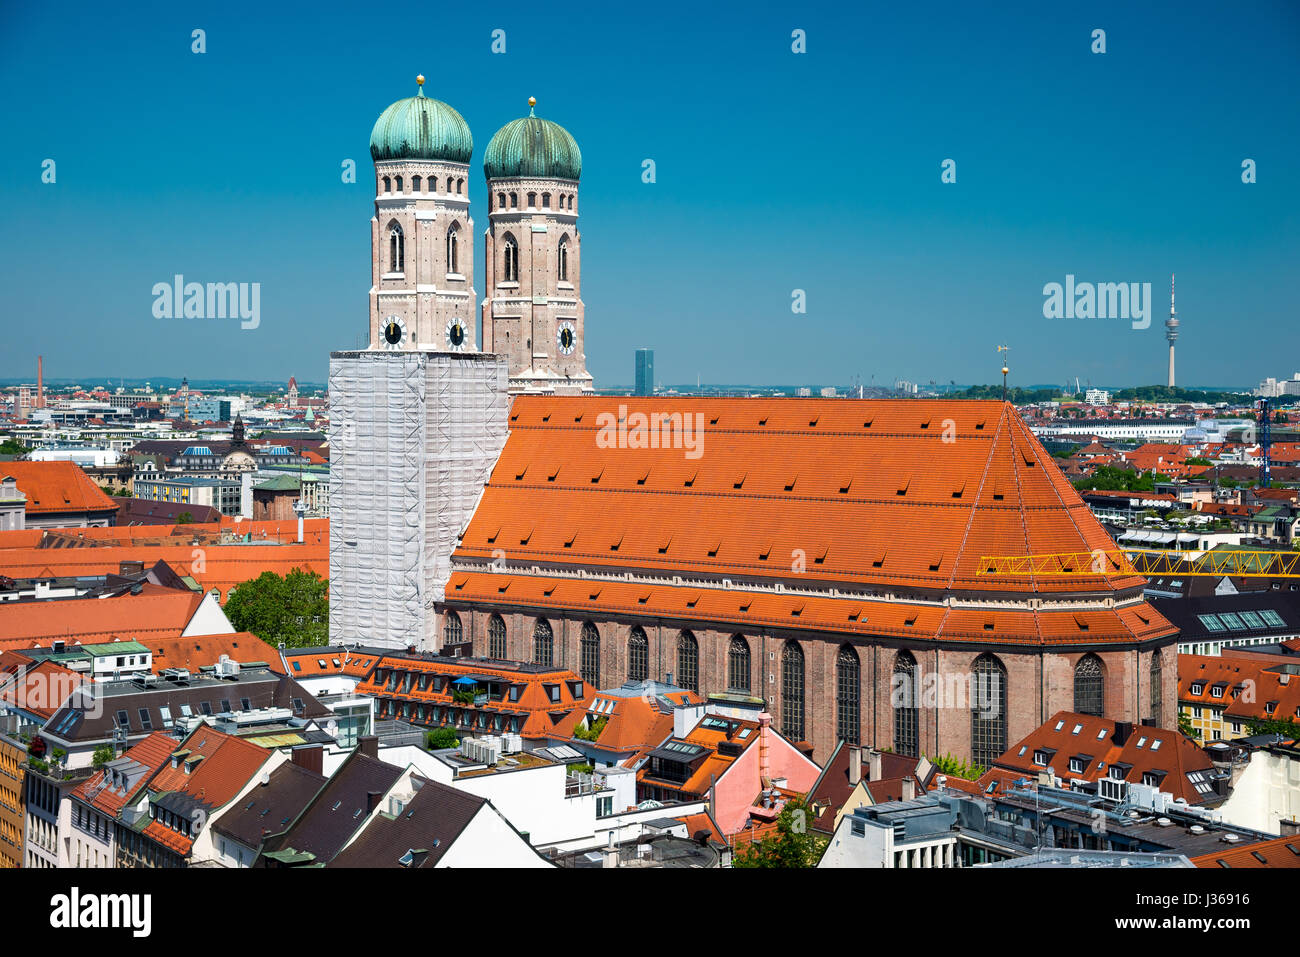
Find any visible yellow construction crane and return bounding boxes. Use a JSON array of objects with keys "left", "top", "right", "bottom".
[{"left": 976, "top": 548, "right": 1300, "bottom": 578}]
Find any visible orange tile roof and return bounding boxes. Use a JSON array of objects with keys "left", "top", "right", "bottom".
[
  {"left": 353, "top": 655, "right": 592, "bottom": 740},
  {"left": 142, "top": 725, "right": 273, "bottom": 857},
  {"left": 1191, "top": 834, "right": 1300, "bottom": 868},
  {"left": 446, "top": 397, "right": 1174, "bottom": 648},
  {"left": 71, "top": 731, "right": 176, "bottom": 817},
  {"left": 547, "top": 685, "right": 705, "bottom": 757},
  {"left": 0, "top": 584, "right": 205, "bottom": 649},
  {"left": 0, "top": 461, "right": 117, "bottom": 515},
  {"left": 282, "top": 647, "right": 379, "bottom": 679},
  {"left": 148, "top": 632, "right": 283, "bottom": 674}
]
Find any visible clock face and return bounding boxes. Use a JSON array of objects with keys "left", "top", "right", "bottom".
[
  {"left": 382, "top": 315, "right": 407, "bottom": 349},
  {"left": 557, "top": 321, "right": 576, "bottom": 356},
  {"left": 446, "top": 318, "right": 467, "bottom": 351}
]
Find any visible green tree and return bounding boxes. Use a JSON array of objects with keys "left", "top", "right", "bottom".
[
  {"left": 732, "top": 796, "right": 826, "bottom": 868},
  {"left": 1245, "top": 717, "right": 1300, "bottom": 740},
  {"left": 0, "top": 438, "right": 28, "bottom": 455},
  {"left": 1178, "top": 712, "right": 1197, "bottom": 741},
  {"left": 224, "top": 568, "right": 329, "bottom": 648},
  {"left": 91, "top": 745, "right": 115, "bottom": 769},
  {"left": 176, "top": 511, "right": 194, "bottom": 524},
  {"left": 928, "top": 753, "right": 986, "bottom": 781},
  {"left": 425, "top": 728, "right": 460, "bottom": 750}
]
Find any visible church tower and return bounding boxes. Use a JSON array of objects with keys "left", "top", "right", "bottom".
[
  {"left": 368, "top": 76, "right": 477, "bottom": 353},
  {"left": 482, "top": 98, "right": 593, "bottom": 393}
]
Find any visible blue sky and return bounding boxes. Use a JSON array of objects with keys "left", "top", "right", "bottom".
[{"left": 1, "top": 0, "right": 1296, "bottom": 390}]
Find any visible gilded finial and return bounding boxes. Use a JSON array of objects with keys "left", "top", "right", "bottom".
[
  {"left": 528, "top": 95, "right": 536, "bottom": 116},
  {"left": 416, "top": 74, "right": 425, "bottom": 96}
]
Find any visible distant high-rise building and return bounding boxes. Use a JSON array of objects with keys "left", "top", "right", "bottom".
[
  {"left": 635, "top": 349, "right": 654, "bottom": 396},
  {"left": 1165, "top": 274, "right": 1179, "bottom": 388}
]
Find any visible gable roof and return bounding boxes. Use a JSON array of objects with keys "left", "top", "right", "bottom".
[
  {"left": 70, "top": 731, "right": 176, "bottom": 817},
  {"left": 211, "top": 761, "right": 327, "bottom": 850},
  {"left": 0, "top": 584, "right": 206, "bottom": 650},
  {"left": 1191, "top": 834, "right": 1300, "bottom": 869},
  {"left": 328, "top": 776, "right": 489, "bottom": 868}
]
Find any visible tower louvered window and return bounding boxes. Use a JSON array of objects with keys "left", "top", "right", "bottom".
[{"left": 1150, "top": 653, "right": 1163, "bottom": 724}]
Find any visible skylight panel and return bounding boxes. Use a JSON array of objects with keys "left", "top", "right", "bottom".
[
  {"left": 1198, "top": 614, "right": 1226, "bottom": 633},
  {"left": 1238, "top": 611, "right": 1265, "bottom": 629},
  {"left": 1054, "top": 720, "right": 1065, "bottom": 731},
  {"left": 1218, "top": 612, "right": 1247, "bottom": 631},
  {"left": 1260, "top": 609, "right": 1285, "bottom": 627},
  {"left": 1150, "top": 738, "right": 1162, "bottom": 751},
  {"left": 1072, "top": 723, "right": 1082, "bottom": 735}
]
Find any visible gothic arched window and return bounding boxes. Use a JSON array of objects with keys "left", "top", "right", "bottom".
[
  {"left": 781, "top": 641, "right": 805, "bottom": 742},
  {"left": 628, "top": 627, "right": 649, "bottom": 682},
  {"left": 542, "top": 192, "right": 551, "bottom": 208},
  {"left": 580, "top": 622, "right": 600, "bottom": 686},
  {"left": 394, "top": 175, "right": 403, "bottom": 193},
  {"left": 446, "top": 225, "right": 459, "bottom": 275},
  {"left": 497, "top": 191, "right": 506, "bottom": 209},
  {"left": 488, "top": 614, "right": 506, "bottom": 659},
  {"left": 893, "top": 651, "right": 918, "bottom": 757},
  {"left": 558, "top": 238, "right": 569, "bottom": 282},
  {"left": 412, "top": 175, "right": 421, "bottom": 193},
  {"left": 503, "top": 237, "right": 518, "bottom": 282},
  {"left": 727, "top": 636, "right": 751, "bottom": 694},
  {"left": 837, "top": 645, "right": 860, "bottom": 745},
  {"left": 1074, "top": 654, "right": 1104, "bottom": 716},
  {"left": 389, "top": 223, "right": 404, "bottom": 273},
  {"left": 509, "top": 192, "right": 518, "bottom": 209},
  {"left": 444, "top": 611, "right": 462, "bottom": 646},
  {"left": 533, "top": 618, "right": 554, "bottom": 667},
  {"left": 677, "top": 631, "right": 698, "bottom": 692},
  {"left": 971, "top": 654, "right": 1008, "bottom": 769}
]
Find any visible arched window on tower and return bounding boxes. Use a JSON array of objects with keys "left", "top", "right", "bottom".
[
  {"left": 728, "top": 636, "right": 751, "bottom": 694},
  {"left": 488, "top": 614, "right": 507, "bottom": 659},
  {"left": 509, "top": 192, "right": 518, "bottom": 209},
  {"left": 444, "top": 611, "right": 462, "bottom": 645},
  {"left": 394, "top": 175, "right": 403, "bottom": 193},
  {"left": 388, "top": 223, "right": 404, "bottom": 273},
  {"left": 446, "top": 225, "right": 459, "bottom": 275},
  {"left": 456, "top": 177, "right": 464, "bottom": 194},
  {"left": 781, "top": 641, "right": 805, "bottom": 742},
  {"left": 558, "top": 238, "right": 569, "bottom": 282},
  {"left": 893, "top": 651, "right": 918, "bottom": 757},
  {"left": 837, "top": 645, "right": 860, "bottom": 745},
  {"left": 971, "top": 654, "right": 1008, "bottom": 769},
  {"left": 503, "top": 237, "right": 518, "bottom": 282},
  {"left": 527, "top": 192, "right": 536, "bottom": 208},
  {"left": 412, "top": 175, "right": 421, "bottom": 193},
  {"left": 533, "top": 618, "right": 554, "bottom": 667},
  {"left": 542, "top": 192, "right": 551, "bottom": 209},
  {"left": 628, "top": 627, "right": 649, "bottom": 682},
  {"left": 497, "top": 192, "right": 506, "bottom": 209},
  {"left": 1074, "top": 654, "right": 1104, "bottom": 716},
  {"left": 677, "top": 631, "right": 698, "bottom": 692},
  {"left": 580, "top": 622, "right": 600, "bottom": 686},
  {"left": 382, "top": 176, "right": 391, "bottom": 193}
]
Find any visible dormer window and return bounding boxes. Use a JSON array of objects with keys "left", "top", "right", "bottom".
[{"left": 1191, "top": 682, "right": 1204, "bottom": 695}]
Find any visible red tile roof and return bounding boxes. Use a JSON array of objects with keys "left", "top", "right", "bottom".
[
  {"left": 70, "top": 732, "right": 176, "bottom": 817},
  {"left": 0, "top": 461, "right": 117, "bottom": 516},
  {"left": 0, "top": 584, "right": 205, "bottom": 650},
  {"left": 993, "top": 711, "right": 1216, "bottom": 805},
  {"left": 447, "top": 398, "right": 1174, "bottom": 648},
  {"left": 148, "top": 632, "right": 283, "bottom": 674},
  {"left": 0, "top": 660, "right": 85, "bottom": 718}
]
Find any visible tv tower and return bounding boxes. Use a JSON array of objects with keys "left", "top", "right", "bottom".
[{"left": 1165, "top": 274, "right": 1179, "bottom": 388}]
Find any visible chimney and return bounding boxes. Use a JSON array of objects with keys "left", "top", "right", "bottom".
[
  {"left": 358, "top": 735, "right": 379, "bottom": 759},
  {"left": 291, "top": 743, "right": 323, "bottom": 775},
  {"left": 1112, "top": 721, "right": 1134, "bottom": 747},
  {"left": 1280, "top": 818, "right": 1300, "bottom": 837},
  {"left": 366, "top": 790, "right": 382, "bottom": 813},
  {"left": 848, "top": 746, "right": 863, "bottom": 785},
  {"left": 902, "top": 776, "right": 916, "bottom": 801},
  {"left": 868, "top": 748, "right": 882, "bottom": 782}
]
